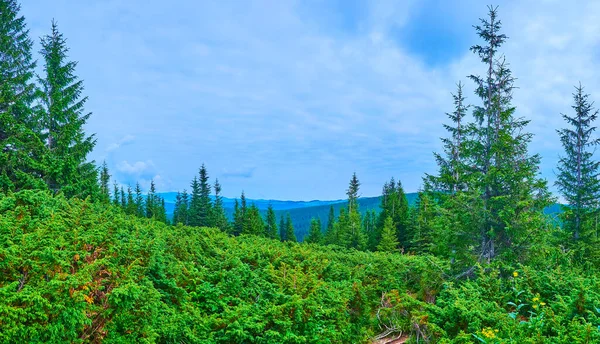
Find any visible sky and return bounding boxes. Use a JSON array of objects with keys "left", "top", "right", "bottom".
[{"left": 20, "top": 0, "right": 600, "bottom": 200}]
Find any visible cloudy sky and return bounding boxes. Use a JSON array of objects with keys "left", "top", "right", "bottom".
[{"left": 20, "top": 0, "right": 600, "bottom": 200}]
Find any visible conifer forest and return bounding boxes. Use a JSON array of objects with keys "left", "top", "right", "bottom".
[{"left": 3, "top": 1, "right": 600, "bottom": 343}]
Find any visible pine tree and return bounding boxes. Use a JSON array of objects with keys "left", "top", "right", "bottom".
[
  {"left": 197, "top": 164, "right": 212, "bottom": 227},
  {"left": 99, "top": 161, "right": 110, "bottom": 203},
  {"left": 377, "top": 216, "right": 399, "bottom": 253},
  {"left": 38, "top": 20, "right": 97, "bottom": 198},
  {"left": 210, "top": 179, "right": 228, "bottom": 231},
  {"left": 0, "top": 0, "right": 46, "bottom": 193},
  {"left": 364, "top": 210, "right": 378, "bottom": 251},
  {"left": 305, "top": 218, "right": 322, "bottom": 244},
  {"left": 265, "top": 204, "right": 279, "bottom": 239},
  {"left": 556, "top": 84, "right": 600, "bottom": 246},
  {"left": 284, "top": 214, "right": 297, "bottom": 242}
]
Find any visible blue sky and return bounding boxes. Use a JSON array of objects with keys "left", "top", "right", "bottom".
[{"left": 21, "top": 0, "right": 600, "bottom": 200}]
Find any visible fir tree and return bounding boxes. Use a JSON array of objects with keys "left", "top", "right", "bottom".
[
  {"left": 305, "top": 218, "right": 322, "bottom": 244},
  {"left": 0, "top": 0, "right": 46, "bottom": 193},
  {"left": 38, "top": 20, "right": 96, "bottom": 198},
  {"left": 173, "top": 191, "right": 184, "bottom": 225},
  {"left": 377, "top": 216, "right": 399, "bottom": 253},
  {"left": 265, "top": 204, "right": 279, "bottom": 239},
  {"left": 284, "top": 214, "right": 297, "bottom": 242},
  {"left": 324, "top": 206, "right": 336, "bottom": 244},
  {"left": 556, "top": 84, "right": 600, "bottom": 244}
]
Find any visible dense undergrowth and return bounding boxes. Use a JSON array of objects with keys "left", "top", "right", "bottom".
[{"left": 1, "top": 191, "right": 600, "bottom": 343}]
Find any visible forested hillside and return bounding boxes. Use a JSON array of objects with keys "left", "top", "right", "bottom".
[{"left": 2, "top": 0, "right": 600, "bottom": 342}]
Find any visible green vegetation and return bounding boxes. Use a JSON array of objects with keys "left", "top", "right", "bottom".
[{"left": 3, "top": 0, "right": 600, "bottom": 342}]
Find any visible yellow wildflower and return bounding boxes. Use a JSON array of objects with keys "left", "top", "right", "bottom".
[
  {"left": 533, "top": 304, "right": 538, "bottom": 309},
  {"left": 533, "top": 297, "right": 539, "bottom": 302},
  {"left": 540, "top": 302, "right": 546, "bottom": 306},
  {"left": 513, "top": 271, "right": 519, "bottom": 277}
]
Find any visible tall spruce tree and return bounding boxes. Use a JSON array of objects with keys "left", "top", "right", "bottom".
[
  {"left": 324, "top": 206, "right": 336, "bottom": 244},
  {"left": 197, "top": 164, "right": 212, "bottom": 227},
  {"left": 120, "top": 186, "right": 126, "bottom": 209},
  {"left": 347, "top": 172, "right": 360, "bottom": 213},
  {"left": 265, "top": 204, "right": 279, "bottom": 239},
  {"left": 556, "top": 84, "right": 600, "bottom": 245},
  {"left": 173, "top": 191, "right": 184, "bottom": 225},
  {"left": 126, "top": 185, "right": 135, "bottom": 215},
  {"left": 38, "top": 20, "right": 97, "bottom": 198},
  {"left": 428, "top": 6, "right": 551, "bottom": 266},
  {"left": 0, "top": 0, "right": 46, "bottom": 193}
]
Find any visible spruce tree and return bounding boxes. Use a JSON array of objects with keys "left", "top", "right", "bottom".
[
  {"left": 265, "top": 204, "right": 279, "bottom": 239},
  {"left": 284, "top": 214, "right": 297, "bottom": 242},
  {"left": 244, "top": 204, "right": 264, "bottom": 236},
  {"left": 211, "top": 179, "right": 228, "bottom": 231},
  {"left": 556, "top": 84, "right": 600, "bottom": 245},
  {"left": 279, "top": 215, "right": 286, "bottom": 242},
  {"left": 305, "top": 218, "right": 322, "bottom": 244},
  {"left": 427, "top": 82, "right": 469, "bottom": 193},
  {"left": 464, "top": 6, "right": 550, "bottom": 263},
  {"left": 112, "top": 181, "right": 120, "bottom": 207},
  {"left": 126, "top": 185, "right": 135, "bottom": 215},
  {"left": 99, "top": 161, "right": 110, "bottom": 203},
  {"left": 346, "top": 172, "right": 360, "bottom": 213},
  {"left": 145, "top": 180, "right": 157, "bottom": 218},
  {"left": 377, "top": 216, "right": 399, "bottom": 253},
  {"left": 134, "top": 182, "right": 144, "bottom": 217},
  {"left": 197, "top": 164, "right": 212, "bottom": 227},
  {"left": 120, "top": 186, "right": 126, "bottom": 209},
  {"left": 0, "top": 0, "right": 46, "bottom": 193},
  {"left": 38, "top": 20, "right": 96, "bottom": 198},
  {"left": 173, "top": 191, "right": 184, "bottom": 224},
  {"left": 232, "top": 199, "right": 243, "bottom": 236},
  {"left": 324, "top": 206, "right": 336, "bottom": 244},
  {"left": 188, "top": 176, "right": 200, "bottom": 226}
]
